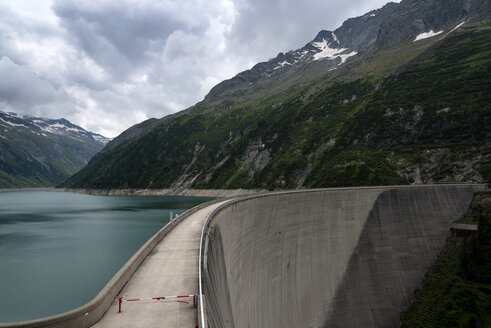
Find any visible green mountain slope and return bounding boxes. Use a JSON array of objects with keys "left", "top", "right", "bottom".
[
  {"left": 0, "top": 112, "right": 109, "bottom": 188},
  {"left": 62, "top": 22, "right": 490, "bottom": 190}
]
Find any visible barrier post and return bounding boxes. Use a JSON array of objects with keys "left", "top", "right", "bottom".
[{"left": 118, "top": 297, "right": 122, "bottom": 313}]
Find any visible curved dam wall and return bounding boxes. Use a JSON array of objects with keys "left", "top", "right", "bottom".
[{"left": 201, "top": 185, "right": 485, "bottom": 328}]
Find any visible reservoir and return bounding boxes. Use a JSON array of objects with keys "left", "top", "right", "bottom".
[{"left": 0, "top": 190, "right": 214, "bottom": 323}]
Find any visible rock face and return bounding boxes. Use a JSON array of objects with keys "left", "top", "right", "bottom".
[
  {"left": 334, "top": 2, "right": 400, "bottom": 51},
  {"left": 0, "top": 110, "right": 109, "bottom": 187},
  {"left": 374, "top": 0, "right": 490, "bottom": 48},
  {"left": 61, "top": 0, "right": 491, "bottom": 190}
]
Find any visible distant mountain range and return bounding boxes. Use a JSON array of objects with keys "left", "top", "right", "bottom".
[
  {"left": 0, "top": 110, "right": 109, "bottom": 187},
  {"left": 62, "top": 0, "right": 490, "bottom": 191}
]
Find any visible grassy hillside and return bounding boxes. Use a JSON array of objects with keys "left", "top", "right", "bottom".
[{"left": 62, "top": 23, "right": 490, "bottom": 190}]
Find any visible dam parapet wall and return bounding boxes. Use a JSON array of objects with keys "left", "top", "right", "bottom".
[{"left": 200, "top": 184, "right": 485, "bottom": 328}]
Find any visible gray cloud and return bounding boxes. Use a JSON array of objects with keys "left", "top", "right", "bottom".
[
  {"left": 0, "top": 56, "right": 68, "bottom": 110},
  {"left": 52, "top": 1, "right": 191, "bottom": 76},
  {"left": 0, "top": 0, "right": 397, "bottom": 137}
]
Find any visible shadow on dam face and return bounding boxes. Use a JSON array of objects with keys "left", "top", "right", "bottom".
[{"left": 201, "top": 185, "right": 485, "bottom": 328}]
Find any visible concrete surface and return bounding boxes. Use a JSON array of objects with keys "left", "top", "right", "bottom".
[
  {"left": 201, "top": 184, "right": 485, "bottom": 328},
  {"left": 450, "top": 223, "right": 478, "bottom": 237},
  {"left": 92, "top": 200, "right": 228, "bottom": 328}
]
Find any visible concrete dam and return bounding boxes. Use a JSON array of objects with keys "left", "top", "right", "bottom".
[
  {"left": 1, "top": 184, "right": 484, "bottom": 328},
  {"left": 200, "top": 184, "right": 484, "bottom": 328}
]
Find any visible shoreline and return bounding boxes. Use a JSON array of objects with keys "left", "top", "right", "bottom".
[
  {"left": 0, "top": 187, "right": 54, "bottom": 192},
  {"left": 53, "top": 188, "right": 267, "bottom": 197}
]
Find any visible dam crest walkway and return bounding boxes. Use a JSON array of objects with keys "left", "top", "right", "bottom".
[{"left": 92, "top": 200, "right": 229, "bottom": 328}]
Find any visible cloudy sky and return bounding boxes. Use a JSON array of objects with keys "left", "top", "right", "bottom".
[{"left": 0, "top": 0, "right": 397, "bottom": 137}]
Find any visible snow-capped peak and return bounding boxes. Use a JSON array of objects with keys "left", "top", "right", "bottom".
[
  {"left": 33, "top": 120, "right": 86, "bottom": 135},
  {"left": 0, "top": 110, "right": 110, "bottom": 144},
  {"left": 264, "top": 30, "right": 359, "bottom": 74}
]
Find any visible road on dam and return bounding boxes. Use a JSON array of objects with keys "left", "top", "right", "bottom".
[{"left": 91, "top": 200, "right": 229, "bottom": 328}]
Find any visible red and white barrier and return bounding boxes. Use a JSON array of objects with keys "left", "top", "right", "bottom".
[{"left": 117, "top": 294, "right": 197, "bottom": 313}]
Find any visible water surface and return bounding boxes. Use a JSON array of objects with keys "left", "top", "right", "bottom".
[{"left": 0, "top": 190, "right": 213, "bottom": 322}]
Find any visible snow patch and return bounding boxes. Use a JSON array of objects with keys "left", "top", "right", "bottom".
[
  {"left": 92, "top": 135, "right": 110, "bottom": 144},
  {"left": 35, "top": 124, "right": 58, "bottom": 134},
  {"left": 448, "top": 21, "right": 465, "bottom": 34},
  {"left": 312, "top": 38, "right": 357, "bottom": 62},
  {"left": 0, "top": 117, "right": 28, "bottom": 128},
  {"left": 5, "top": 112, "right": 24, "bottom": 119},
  {"left": 299, "top": 50, "right": 309, "bottom": 58},
  {"left": 312, "top": 39, "right": 329, "bottom": 50},
  {"left": 338, "top": 51, "right": 358, "bottom": 63},
  {"left": 331, "top": 32, "right": 339, "bottom": 43},
  {"left": 49, "top": 123, "right": 84, "bottom": 133},
  {"left": 66, "top": 126, "right": 85, "bottom": 133},
  {"left": 274, "top": 60, "right": 292, "bottom": 70},
  {"left": 33, "top": 121, "right": 85, "bottom": 135},
  {"left": 414, "top": 30, "right": 444, "bottom": 42}
]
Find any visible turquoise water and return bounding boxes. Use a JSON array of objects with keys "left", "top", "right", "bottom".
[{"left": 0, "top": 190, "right": 213, "bottom": 322}]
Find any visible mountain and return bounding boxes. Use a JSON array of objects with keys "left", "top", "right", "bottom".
[
  {"left": 0, "top": 110, "right": 110, "bottom": 188},
  {"left": 61, "top": 0, "right": 491, "bottom": 191},
  {"left": 203, "top": 0, "right": 489, "bottom": 104}
]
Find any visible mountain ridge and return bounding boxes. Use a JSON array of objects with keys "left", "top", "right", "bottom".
[
  {"left": 203, "top": 0, "right": 489, "bottom": 105},
  {"left": 0, "top": 110, "right": 109, "bottom": 187},
  {"left": 61, "top": 0, "right": 491, "bottom": 191}
]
